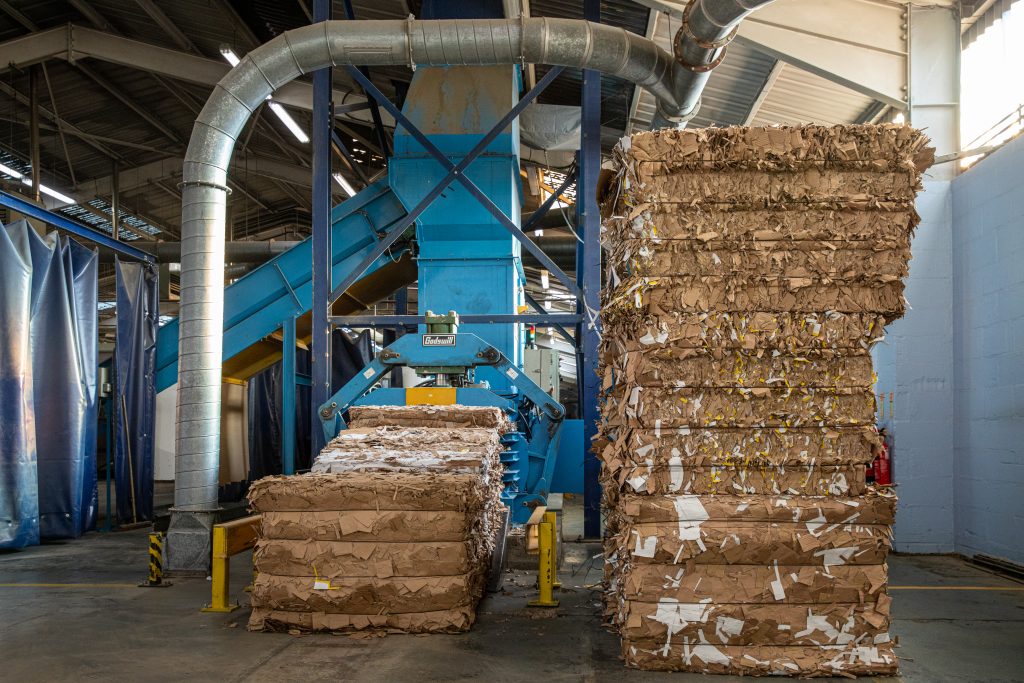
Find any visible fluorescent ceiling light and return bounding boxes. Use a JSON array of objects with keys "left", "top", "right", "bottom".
[
  {"left": 221, "top": 48, "right": 308, "bottom": 143},
  {"left": 893, "top": 112, "right": 906, "bottom": 125},
  {"left": 540, "top": 269, "right": 550, "bottom": 290},
  {"left": 220, "top": 47, "right": 240, "bottom": 67},
  {"left": 0, "top": 162, "right": 23, "bottom": 178},
  {"left": 35, "top": 182, "right": 76, "bottom": 205},
  {"left": 544, "top": 299, "right": 552, "bottom": 310},
  {"left": 267, "top": 101, "right": 309, "bottom": 143},
  {"left": 332, "top": 173, "right": 357, "bottom": 197}
]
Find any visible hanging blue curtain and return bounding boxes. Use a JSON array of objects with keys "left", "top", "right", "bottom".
[
  {"left": 0, "top": 220, "right": 98, "bottom": 545},
  {"left": 0, "top": 221, "right": 39, "bottom": 549},
  {"left": 114, "top": 259, "right": 157, "bottom": 524}
]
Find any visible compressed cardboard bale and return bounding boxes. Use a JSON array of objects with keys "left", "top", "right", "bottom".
[
  {"left": 602, "top": 386, "right": 877, "bottom": 429},
  {"left": 617, "top": 124, "right": 933, "bottom": 171},
  {"left": 608, "top": 240, "right": 911, "bottom": 280},
  {"left": 611, "top": 521, "right": 891, "bottom": 566},
  {"left": 250, "top": 573, "right": 476, "bottom": 614},
  {"left": 625, "top": 168, "right": 918, "bottom": 205},
  {"left": 605, "top": 351, "right": 876, "bottom": 389},
  {"left": 254, "top": 539, "right": 474, "bottom": 578},
  {"left": 349, "top": 404, "right": 513, "bottom": 430},
  {"left": 606, "top": 206, "right": 916, "bottom": 243},
  {"left": 260, "top": 510, "right": 472, "bottom": 542},
  {"left": 249, "top": 471, "right": 489, "bottom": 513},
  {"left": 607, "top": 277, "right": 908, "bottom": 322},
  {"left": 618, "top": 600, "right": 891, "bottom": 646},
  {"left": 249, "top": 606, "right": 476, "bottom": 634},
  {"left": 599, "top": 124, "right": 931, "bottom": 675},
  {"left": 621, "top": 641, "right": 898, "bottom": 676},
  {"left": 612, "top": 492, "right": 898, "bottom": 527},
  {"left": 600, "top": 427, "right": 881, "bottom": 469},
  {"left": 607, "top": 463, "right": 866, "bottom": 497},
  {"left": 248, "top": 405, "right": 509, "bottom": 635},
  {"left": 619, "top": 564, "right": 888, "bottom": 604},
  {"left": 601, "top": 311, "right": 886, "bottom": 354}
]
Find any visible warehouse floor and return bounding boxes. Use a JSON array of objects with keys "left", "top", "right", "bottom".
[{"left": 1, "top": 531, "right": 1022, "bottom": 682}]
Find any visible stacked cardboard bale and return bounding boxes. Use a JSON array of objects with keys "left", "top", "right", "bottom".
[
  {"left": 599, "top": 125, "right": 932, "bottom": 675},
  {"left": 247, "top": 405, "right": 509, "bottom": 634}
]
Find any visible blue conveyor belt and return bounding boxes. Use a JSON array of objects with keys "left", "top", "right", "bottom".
[{"left": 155, "top": 180, "right": 410, "bottom": 392}]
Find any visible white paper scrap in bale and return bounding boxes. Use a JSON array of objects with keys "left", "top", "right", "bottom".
[{"left": 246, "top": 405, "right": 510, "bottom": 634}]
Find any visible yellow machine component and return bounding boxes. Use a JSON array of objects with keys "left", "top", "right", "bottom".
[
  {"left": 405, "top": 387, "right": 457, "bottom": 405},
  {"left": 528, "top": 509, "right": 559, "bottom": 608},
  {"left": 202, "top": 515, "right": 261, "bottom": 613}
]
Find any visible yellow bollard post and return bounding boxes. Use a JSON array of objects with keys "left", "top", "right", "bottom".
[
  {"left": 139, "top": 532, "right": 172, "bottom": 587},
  {"left": 528, "top": 520, "right": 559, "bottom": 608},
  {"left": 201, "top": 525, "right": 239, "bottom": 613},
  {"left": 543, "top": 511, "right": 561, "bottom": 589}
]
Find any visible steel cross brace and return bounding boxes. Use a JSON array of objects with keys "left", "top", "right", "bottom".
[
  {"left": 523, "top": 167, "right": 578, "bottom": 233},
  {"left": 328, "top": 64, "right": 581, "bottom": 306},
  {"left": 0, "top": 190, "right": 154, "bottom": 262}
]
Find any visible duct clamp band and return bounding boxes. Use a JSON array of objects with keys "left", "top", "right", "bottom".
[
  {"left": 405, "top": 14, "right": 416, "bottom": 71},
  {"left": 178, "top": 180, "right": 233, "bottom": 195}
]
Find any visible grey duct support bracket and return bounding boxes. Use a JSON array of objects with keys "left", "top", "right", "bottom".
[{"left": 169, "top": 9, "right": 775, "bottom": 572}]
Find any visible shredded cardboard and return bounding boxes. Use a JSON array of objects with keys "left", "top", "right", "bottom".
[
  {"left": 247, "top": 405, "right": 509, "bottom": 635},
  {"left": 600, "top": 124, "right": 932, "bottom": 675}
]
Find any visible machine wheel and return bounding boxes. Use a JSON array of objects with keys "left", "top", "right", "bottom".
[{"left": 486, "top": 506, "right": 511, "bottom": 592}]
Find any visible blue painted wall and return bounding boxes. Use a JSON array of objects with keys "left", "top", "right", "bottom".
[
  {"left": 950, "top": 135, "right": 1024, "bottom": 565},
  {"left": 873, "top": 179, "right": 956, "bottom": 553},
  {"left": 876, "top": 135, "right": 1024, "bottom": 565}
]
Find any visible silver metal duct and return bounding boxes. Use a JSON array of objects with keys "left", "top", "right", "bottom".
[
  {"left": 171, "top": 14, "right": 772, "bottom": 567},
  {"left": 652, "top": 0, "right": 777, "bottom": 128}
]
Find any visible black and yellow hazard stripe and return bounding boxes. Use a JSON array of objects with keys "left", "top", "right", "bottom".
[{"left": 143, "top": 533, "right": 165, "bottom": 586}]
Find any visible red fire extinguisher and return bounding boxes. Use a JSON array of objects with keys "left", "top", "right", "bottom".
[{"left": 874, "top": 429, "right": 892, "bottom": 486}]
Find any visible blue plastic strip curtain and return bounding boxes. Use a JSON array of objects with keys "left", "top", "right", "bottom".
[
  {"left": 0, "top": 220, "right": 98, "bottom": 546},
  {"left": 247, "top": 330, "right": 369, "bottom": 480},
  {"left": 114, "top": 259, "right": 157, "bottom": 524},
  {"left": 0, "top": 221, "right": 39, "bottom": 549}
]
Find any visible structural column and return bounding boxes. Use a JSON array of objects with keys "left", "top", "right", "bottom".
[
  {"left": 579, "top": 0, "right": 602, "bottom": 538},
  {"left": 310, "top": 0, "right": 333, "bottom": 458}
]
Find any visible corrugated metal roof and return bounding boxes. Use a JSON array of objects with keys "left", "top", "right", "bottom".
[{"left": 629, "top": 10, "right": 878, "bottom": 132}]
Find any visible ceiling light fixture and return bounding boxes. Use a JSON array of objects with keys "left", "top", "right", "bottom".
[{"left": 332, "top": 173, "right": 357, "bottom": 197}]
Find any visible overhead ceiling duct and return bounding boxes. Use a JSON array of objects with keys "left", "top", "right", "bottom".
[
  {"left": 171, "top": 13, "right": 775, "bottom": 542},
  {"left": 654, "top": 0, "right": 778, "bottom": 128}
]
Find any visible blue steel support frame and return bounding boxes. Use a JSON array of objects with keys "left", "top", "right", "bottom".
[
  {"left": 580, "top": 0, "right": 603, "bottom": 538},
  {"left": 310, "top": 0, "right": 332, "bottom": 458},
  {"left": 0, "top": 190, "right": 154, "bottom": 262},
  {"left": 329, "top": 65, "right": 580, "bottom": 306},
  {"left": 281, "top": 315, "right": 297, "bottom": 475}
]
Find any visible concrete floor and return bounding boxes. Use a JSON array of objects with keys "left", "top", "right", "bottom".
[{"left": 1, "top": 532, "right": 1022, "bottom": 682}]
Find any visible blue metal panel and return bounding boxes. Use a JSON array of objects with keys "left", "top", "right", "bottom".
[
  {"left": 389, "top": 66, "right": 524, "bottom": 390},
  {"left": 551, "top": 419, "right": 584, "bottom": 494},
  {"left": 155, "top": 180, "right": 407, "bottom": 391}
]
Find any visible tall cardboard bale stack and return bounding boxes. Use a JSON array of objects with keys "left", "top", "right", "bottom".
[
  {"left": 600, "top": 125, "right": 933, "bottom": 675},
  {"left": 247, "top": 405, "right": 510, "bottom": 634}
]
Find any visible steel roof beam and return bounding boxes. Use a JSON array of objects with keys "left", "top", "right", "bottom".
[
  {"left": 0, "top": 24, "right": 387, "bottom": 123},
  {"left": 133, "top": 0, "right": 198, "bottom": 52}
]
